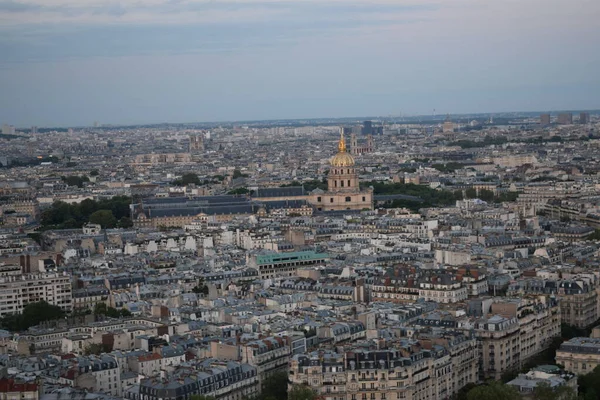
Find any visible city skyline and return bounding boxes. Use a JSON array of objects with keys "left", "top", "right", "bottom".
[{"left": 1, "top": 0, "right": 599, "bottom": 126}]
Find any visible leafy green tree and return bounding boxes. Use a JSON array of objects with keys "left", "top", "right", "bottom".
[
  {"left": 0, "top": 301, "right": 65, "bottom": 332},
  {"left": 466, "top": 381, "right": 520, "bottom": 400},
  {"left": 232, "top": 169, "right": 247, "bottom": 179},
  {"left": 465, "top": 188, "right": 478, "bottom": 199},
  {"left": 584, "top": 388, "right": 598, "bottom": 400},
  {"left": 90, "top": 169, "right": 99, "bottom": 176},
  {"left": 578, "top": 365, "right": 600, "bottom": 399},
  {"left": 118, "top": 216, "right": 133, "bottom": 228},
  {"left": 94, "top": 302, "right": 131, "bottom": 318},
  {"left": 89, "top": 210, "right": 117, "bottom": 228},
  {"left": 288, "top": 384, "right": 316, "bottom": 400},
  {"left": 453, "top": 190, "right": 464, "bottom": 201},
  {"left": 84, "top": 343, "right": 112, "bottom": 355},
  {"left": 586, "top": 229, "right": 600, "bottom": 241},
  {"left": 228, "top": 187, "right": 252, "bottom": 195},
  {"left": 62, "top": 175, "right": 89, "bottom": 188},
  {"left": 94, "top": 302, "right": 108, "bottom": 315},
  {"left": 192, "top": 278, "right": 209, "bottom": 296},
  {"left": 451, "top": 383, "right": 477, "bottom": 400},
  {"left": 173, "top": 173, "right": 201, "bottom": 186},
  {"left": 479, "top": 189, "right": 495, "bottom": 202},
  {"left": 260, "top": 372, "right": 288, "bottom": 400}
]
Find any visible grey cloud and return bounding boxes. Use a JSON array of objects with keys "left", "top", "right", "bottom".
[{"left": 0, "top": 0, "right": 40, "bottom": 12}]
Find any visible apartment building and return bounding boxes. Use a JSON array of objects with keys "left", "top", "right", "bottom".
[
  {"left": 0, "top": 378, "right": 39, "bottom": 400},
  {"left": 137, "top": 360, "right": 259, "bottom": 400},
  {"left": 556, "top": 337, "right": 600, "bottom": 375},
  {"left": 247, "top": 251, "right": 329, "bottom": 280},
  {"left": 371, "top": 273, "right": 468, "bottom": 304},
  {"left": 0, "top": 273, "right": 72, "bottom": 317},
  {"left": 472, "top": 315, "right": 520, "bottom": 380},
  {"left": 289, "top": 343, "right": 478, "bottom": 400},
  {"left": 240, "top": 336, "right": 291, "bottom": 386},
  {"left": 558, "top": 277, "right": 598, "bottom": 328}
]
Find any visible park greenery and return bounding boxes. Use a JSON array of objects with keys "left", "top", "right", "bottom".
[
  {"left": 61, "top": 175, "right": 90, "bottom": 188},
  {"left": 280, "top": 179, "right": 328, "bottom": 192},
  {"left": 228, "top": 187, "right": 253, "bottom": 195},
  {"left": 172, "top": 173, "right": 226, "bottom": 186},
  {"left": 192, "top": 278, "right": 209, "bottom": 296},
  {"left": 40, "top": 196, "right": 132, "bottom": 230},
  {"left": 0, "top": 301, "right": 65, "bottom": 331},
  {"left": 93, "top": 302, "right": 132, "bottom": 318},
  {"left": 586, "top": 229, "right": 600, "bottom": 241}
]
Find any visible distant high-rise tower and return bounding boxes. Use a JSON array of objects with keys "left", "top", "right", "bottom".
[
  {"left": 189, "top": 134, "right": 204, "bottom": 153},
  {"left": 2, "top": 124, "right": 15, "bottom": 135},
  {"left": 362, "top": 120, "right": 373, "bottom": 136},
  {"left": 557, "top": 113, "right": 573, "bottom": 125},
  {"left": 540, "top": 114, "right": 551, "bottom": 125},
  {"left": 580, "top": 112, "right": 590, "bottom": 124},
  {"left": 31, "top": 126, "right": 38, "bottom": 135}
]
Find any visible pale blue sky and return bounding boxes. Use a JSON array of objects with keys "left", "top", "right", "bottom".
[{"left": 0, "top": 0, "right": 599, "bottom": 127}]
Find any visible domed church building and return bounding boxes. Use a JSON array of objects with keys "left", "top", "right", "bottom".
[{"left": 309, "top": 128, "right": 373, "bottom": 211}]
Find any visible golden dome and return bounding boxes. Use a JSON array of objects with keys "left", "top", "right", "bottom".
[
  {"left": 330, "top": 128, "right": 355, "bottom": 167},
  {"left": 331, "top": 152, "right": 355, "bottom": 167}
]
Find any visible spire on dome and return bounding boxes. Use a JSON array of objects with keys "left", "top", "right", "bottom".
[{"left": 338, "top": 127, "right": 347, "bottom": 153}]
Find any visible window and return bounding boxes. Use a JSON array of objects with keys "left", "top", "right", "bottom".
[
  {"left": 334, "top": 181, "right": 337, "bottom": 187},
  {"left": 348, "top": 180, "right": 351, "bottom": 186},
  {"left": 345, "top": 197, "right": 351, "bottom": 202},
  {"left": 330, "top": 198, "right": 334, "bottom": 203},
  {"left": 362, "top": 196, "right": 366, "bottom": 201},
  {"left": 341, "top": 180, "right": 344, "bottom": 187},
  {"left": 317, "top": 197, "right": 321, "bottom": 202}
]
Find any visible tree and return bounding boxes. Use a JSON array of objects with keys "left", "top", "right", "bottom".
[
  {"left": 232, "top": 169, "right": 245, "bottom": 179},
  {"left": 260, "top": 372, "right": 288, "bottom": 400},
  {"left": 84, "top": 343, "right": 112, "bottom": 355},
  {"left": 466, "top": 381, "right": 520, "bottom": 400},
  {"left": 453, "top": 190, "right": 464, "bottom": 201},
  {"left": 228, "top": 187, "right": 252, "bottom": 195},
  {"left": 192, "top": 278, "right": 209, "bottom": 296},
  {"left": 89, "top": 210, "right": 117, "bottom": 228},
  {"left": 0, "top": 301, "right": 65, "bottom": 332},
  {"left": 288, "top": 384, "right": 316, "bottom": 400},
  {"left": 90, "top": 169, "right": 99, "bottom": 176},
  {"left": 118, "top": 216, "right": 133, "bottom": 228},
  {"left": 173, "top": 173, "right": 201, "bottom": 186},
  {"left": 465, "top": 188, "right": 478, "bottom": 199},
  {"left": 578, "top": 365, "right": 600, "bottom": 399},
  {"left": 479, "top": 189, "right": 495, "bottom": 202},
  {"left": 94, "top": 302, "right": 131, "bottom": 318},
  {"left": 586, "top": 229, "right": 600, "bottom": 241},
  {"left": 62, "top": 175, "right": 89, "bottom": 188},
  {"left": 584, "top": 388, "right": 598, "bottom": 400},
  {"left": 94, "top": 302, "right": 108, "bottom": 316},
  {"left": 452, "top": 383, "right": 478, "bottom": 400}
]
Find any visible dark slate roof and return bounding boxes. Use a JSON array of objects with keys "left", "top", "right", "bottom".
[
  {"left": 254, "top": 187, "right": 306, "bottom": 198},
  {"left": 149, "top": 204, "right": 257, "bottom": 217},
  {"left": 259, "top": 199, "right": 309, "bottom": 209},
  {"left": 374, "top": 194, "right": 423, "bottom": 202}
]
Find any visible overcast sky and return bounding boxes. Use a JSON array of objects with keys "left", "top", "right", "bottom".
[{"left": 1, "top": 0, "right": 599, "bottom": 127}]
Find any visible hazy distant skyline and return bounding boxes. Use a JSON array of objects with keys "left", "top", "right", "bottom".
[{"left": 1, "top": 0, "right": 599, "bottom": 127}]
